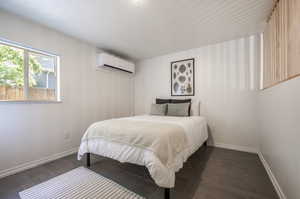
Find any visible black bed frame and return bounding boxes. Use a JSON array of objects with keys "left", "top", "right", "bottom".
[{"left": 86, "top": 141, "right": 207, "bottom": 199}]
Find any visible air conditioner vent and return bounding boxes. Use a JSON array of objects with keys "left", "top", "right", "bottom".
[{"left": 97, "top": 53, "right": 135, "bottom": 74}]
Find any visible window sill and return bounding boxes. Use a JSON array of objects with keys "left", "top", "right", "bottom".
[{"left": 0, "top": 100, "right": 62, "bottom": 104}]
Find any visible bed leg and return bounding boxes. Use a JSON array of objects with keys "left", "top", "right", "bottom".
[
  {"left": 164, "top": 188, "right": 170, "bottom": 199},
  {"left": 86, "top": 153, "right": 91, "bottom": 167},
  {"left": 204, "top": 141, "right": 207, "bottom": 147}
]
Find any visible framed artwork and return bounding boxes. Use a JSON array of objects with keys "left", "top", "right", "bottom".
[{"left": 171, "top": 58, "right": 195, "bottom": 96}]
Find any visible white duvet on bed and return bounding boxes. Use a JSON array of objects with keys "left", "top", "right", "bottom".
[{"left": 78, "top": 115, "right": 208, "bottom": 188}]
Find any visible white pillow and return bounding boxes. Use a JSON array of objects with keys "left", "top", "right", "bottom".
[
  {"left": 167, "top": 103, "right": 190, "bottom": 117},
  {"left": 150, "top": 104, "right": 167, "bottom": 115}
]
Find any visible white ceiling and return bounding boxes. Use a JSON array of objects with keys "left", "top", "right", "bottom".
[{"left": 0, "top": 0, "right": 274, "bottom": 61}]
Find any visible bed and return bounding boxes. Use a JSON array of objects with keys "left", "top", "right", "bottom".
[{"left": 78, "top": 114, "right": 208, "bottom": 199}]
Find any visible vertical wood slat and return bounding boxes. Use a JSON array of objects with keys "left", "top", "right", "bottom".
[
  {"left": 274, "top": 9, "right": 277, "bottom": 83},
  {"left": 264, "top": 21, "right": 271, "bottom": 88},
  {"left": 284, "top": 0, "right": 288, "bottom": 79},
  {"left": 288, "top": 0, "right": 300, "bottom": 78},
  {"left": 278, "top": 0, "right": 288, "bottom": 81},
  {"left": 268, "top": 16, "right": 272, "bottom": 87}
]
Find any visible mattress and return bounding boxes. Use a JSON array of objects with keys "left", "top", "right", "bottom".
[{"left": 78, "top": 115, "right": 208, "bottom": 188}]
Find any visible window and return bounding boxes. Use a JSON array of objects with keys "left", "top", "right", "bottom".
[{"left": 0, "top": 39, "right": 60, "bottom": 102}]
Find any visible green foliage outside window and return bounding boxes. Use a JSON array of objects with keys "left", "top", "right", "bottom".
[{"left": 0, "top": 45, "right": 42, "bottom": 87}]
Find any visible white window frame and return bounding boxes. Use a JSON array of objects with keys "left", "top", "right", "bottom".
[{"left": 0, "top": 38, "right": 61, "bottom": 102}]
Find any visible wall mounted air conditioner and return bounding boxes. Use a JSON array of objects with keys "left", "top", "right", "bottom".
[{"left": 97, "top": 53, "right": 135, "bottom": 74}]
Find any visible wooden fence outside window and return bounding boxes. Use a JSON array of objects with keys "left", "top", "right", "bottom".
[{"left": 0, "top": 85, "right": 55, "bottom": 101}]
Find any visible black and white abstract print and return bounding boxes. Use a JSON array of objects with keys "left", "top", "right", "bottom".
[{"left": 171, "top": 58, "right": 194, "bottom": 96}]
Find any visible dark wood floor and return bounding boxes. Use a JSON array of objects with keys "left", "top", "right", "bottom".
[{"left": 0, "top": 146, "right": 278, "bottom": 199}]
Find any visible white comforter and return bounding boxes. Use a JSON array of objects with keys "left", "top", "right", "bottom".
[{"left": 78, "top": 115, "right": 208, "bottom": 188}]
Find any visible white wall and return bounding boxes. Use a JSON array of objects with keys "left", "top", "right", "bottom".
[
  {"left": 134, "top": 35, "right": 261, "bottom": 151},
  {"left": 258, "top": 77, "right": 300, "bottom": 199},
  {"left": 0, "top": 10, "right": 298, "bottom": 199},
  {"left": 0, "top": 11, "right": 134, "bottom": 175}
]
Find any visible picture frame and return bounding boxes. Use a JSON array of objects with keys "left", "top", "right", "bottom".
[{"left": 171, "top": 58, "right": 195, "bottom": 96}]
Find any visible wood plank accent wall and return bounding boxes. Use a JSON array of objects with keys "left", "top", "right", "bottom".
[{"left": 263, "top": 0, "right": 299, "bottom": 89}]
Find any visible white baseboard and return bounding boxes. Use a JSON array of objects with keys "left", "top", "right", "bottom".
[
  {"left": 0, "top": 144, "right": 286, "bottom": 199},
  {"left": 0, "top": 147, "right": 78, "bottom": 179},
  {"left": 209, "top": 142, "right": 258, "bottom": 154},
  {"left": 210, "top": 143, "right": 285, "bottom": 199},
  {"left": 258, "top": 152, "right": 286, "bottom": 199}
]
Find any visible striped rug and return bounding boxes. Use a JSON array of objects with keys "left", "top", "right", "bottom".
[{"left": 19, "top": 167, "right": 145, "bottom": 199}]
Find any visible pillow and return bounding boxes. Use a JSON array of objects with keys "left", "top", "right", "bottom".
[
  {"left": 170, "top": 99, "right": 191, "bottom": 104},
  {"left": 167, "top": 103, "right": 190, "bottom": 117},
  {"left": 150, "top": 104, "right": 167, "bottom": 115},
  {"left": 170, "top": 99, "right": 192, "bottom": 116},
  {"left": 156, "top": 98, "right": 171, "bottom": 104}
]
